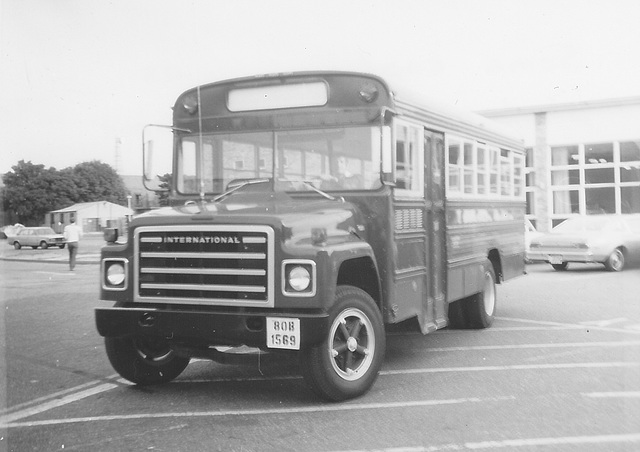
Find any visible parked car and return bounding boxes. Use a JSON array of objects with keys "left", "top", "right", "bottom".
[
  {"left": 6, "top": 227, "right": 66, "bottom": 250},
  {"left": 527, "top": 215, "right": 640, "bottom": 272},
  {"left": 524, "top": 219, "right": 543, "bottom": 263}
]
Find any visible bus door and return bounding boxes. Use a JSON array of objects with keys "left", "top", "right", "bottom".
[{"left": 425, "top": 129, "right": 448, "bottom": 328}]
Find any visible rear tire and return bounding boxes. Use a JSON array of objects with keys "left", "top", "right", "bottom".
[
  {"left": 105, "top": 336, "right": 189, "bottom": 385},
  {"left": 604, "top": 248, "right": 625, "bottom": 272},
  {"left": 13, "top": 242, "right": 21, "bottom": 250},
  {"left": 301, "top": 286, "right": 385, "bottom": 401},
  {"left": 447, "top": 260, "right": 497, "bottom": 329}
]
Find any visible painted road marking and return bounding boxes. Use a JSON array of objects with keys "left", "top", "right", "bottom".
[
  {"left": 497, "top": 316, "right": 640, "bottom": 335},
  {"left": 332, "top": 433, "right": 640, "bottom": 451}
]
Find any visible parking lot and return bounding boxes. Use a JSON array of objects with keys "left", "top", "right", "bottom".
[{"left": 1, "top": 253, "right": 639, "bottom": 451}]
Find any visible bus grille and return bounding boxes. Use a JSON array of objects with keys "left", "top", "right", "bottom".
[{"left": 134, "top": 225, "right": 274, "bottom": 307}]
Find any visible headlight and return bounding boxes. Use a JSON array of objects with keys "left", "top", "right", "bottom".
[
  {"left": 282, "top": 260, "right": 316, "bottom": 297},
  {"left": 288, "top": 266, "right": 311, "bottom": 291},
  {"left": 107, "top": 263, "right": 125, "bottom": 286},
  {"left": 103, "top": 259, "right": 128, "bottom": 290}
]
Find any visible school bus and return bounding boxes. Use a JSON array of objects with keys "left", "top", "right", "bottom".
[{"left": 96, "top": 71, "right": 526, "bottom": 401}]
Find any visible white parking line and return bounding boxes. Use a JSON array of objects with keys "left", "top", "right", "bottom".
[
  {"left": 497, "top": 316, "right": 640, "bottom": 335},
  {"left": 333, "top": 433, "right": 640, "bottom": 451},
  {"left": 2, "top": 395, "right": 517, "bottom": 428}
]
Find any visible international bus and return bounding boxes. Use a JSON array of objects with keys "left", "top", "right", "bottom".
[{"left": 96, "top": 71, "right": 526, "bottom": 401}]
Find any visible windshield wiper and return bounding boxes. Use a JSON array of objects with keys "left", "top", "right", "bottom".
[
  {"left": 212, "top": 178, "right": 270, "bottom": 202},
  {"left": 278, "top": 178, "right": 342, "bottom": 201}
]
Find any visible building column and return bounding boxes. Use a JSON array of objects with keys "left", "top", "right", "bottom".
[{"left": 534, "top": 112, "right": 551, "bottom": 232}]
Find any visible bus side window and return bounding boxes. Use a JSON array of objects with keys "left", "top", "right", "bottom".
[{"left": 395, "top": 122, "right": 423, "bottom": 195}]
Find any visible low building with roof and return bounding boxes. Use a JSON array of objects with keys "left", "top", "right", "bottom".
[{"left": 45, "top": 201, "right": 133, "bottom": 233}]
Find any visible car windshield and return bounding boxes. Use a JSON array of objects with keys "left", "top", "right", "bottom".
[{"left": 176, "top": 126, "right": 383, "bottom": 194}]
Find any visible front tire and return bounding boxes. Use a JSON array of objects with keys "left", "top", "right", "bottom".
[
  {"left": 301, "top": 286, "right": 385, "bottom": 401},
  {"left": 105, "top": 336, "right": 190, "bottom": 385},
  {"left": 604, "top": 248, "right": 625, "bottom": 272},
  {"left": 40, "top": 241, "right": 48, "bottom": 249}
]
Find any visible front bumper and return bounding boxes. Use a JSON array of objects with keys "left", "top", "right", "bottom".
[
  {"left": 526, "top": 250, "right": 605, "bottom": 264},
  {"left": 95, "top": 306, "right": 329, "bottom": 349}
]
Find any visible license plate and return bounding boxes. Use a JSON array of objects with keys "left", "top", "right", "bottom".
[
  {"left": 266, "top": 317, "right": 300, "bottom": 350},
  {"left": 548, "top": 255, "right": 563, "bottom": 265}
]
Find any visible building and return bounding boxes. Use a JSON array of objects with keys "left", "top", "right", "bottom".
[
  {"left": 479, "top": 96, "right": 640, "bottom": 231},
  {"left": 120, "top": 175, "right": 161, "bottom": 210},
  {"left": 45, "top": 201, "right": 133, "bottom": 233}
]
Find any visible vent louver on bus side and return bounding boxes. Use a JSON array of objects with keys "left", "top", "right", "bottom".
[
  {"left": 394, "top": 208, "right": 424, "bottom": 231},
  {"left": 134, "top": 225, "right": 274, "bottom": 308}
]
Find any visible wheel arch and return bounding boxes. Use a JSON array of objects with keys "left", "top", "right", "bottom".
[
  {"left": 336, "top": 256, "right": 382, "bottom": 309},
  {"left": 487, "top": 248, "right": 503, "bottom": 283}
]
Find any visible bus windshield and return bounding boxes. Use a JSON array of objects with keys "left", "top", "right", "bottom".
[{"left": 176, "top": 126, "right": 383, "bottom": 194}]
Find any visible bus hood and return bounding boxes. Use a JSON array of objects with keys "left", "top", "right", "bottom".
[{"left": 131, "top": 194, "right": 365, "bottom": 246}]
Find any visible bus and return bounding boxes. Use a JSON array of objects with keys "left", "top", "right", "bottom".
[{"left": 96, "top": 71, "right": 526, "bottom": 401}]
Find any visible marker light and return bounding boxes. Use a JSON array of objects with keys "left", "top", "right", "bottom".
[
  {"left": 358, "top": 83, "right": 379, "bottom": 103},
  {"left": 182, "top": 93, "right": 199, "bottom": 114}
]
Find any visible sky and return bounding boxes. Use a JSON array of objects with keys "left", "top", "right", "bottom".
[{"left": 1, "top": 0, "right": 640, "bottom": 176}]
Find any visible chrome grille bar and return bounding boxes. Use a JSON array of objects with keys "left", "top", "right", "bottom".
[{"left": 134, "top": 225, "right": 275, "bottom": 307}]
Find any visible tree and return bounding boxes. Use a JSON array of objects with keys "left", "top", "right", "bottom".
[
  {"left": 2, "top": 160, "right": 128, "bottom": 225},
  {"left": 157, "top": 173, "right": 172, "bottom": 207},
  {"left": 71, "top": 161, "right": 128, "bottom": 205},
  {"left": 2, "top": 161, "right": 72, "bottom": 225}
]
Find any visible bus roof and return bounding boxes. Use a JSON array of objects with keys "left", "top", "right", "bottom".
[{"left": 174, "top": 71, "right": 524, "bottom": 151}]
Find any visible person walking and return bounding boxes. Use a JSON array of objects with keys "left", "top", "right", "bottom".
[{"left": 63, "top": 220, "right": 83, "bottom": 271}]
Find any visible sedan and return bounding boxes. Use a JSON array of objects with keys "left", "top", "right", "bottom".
[
  {"left": 527, "top": 214, "right": 640, "bottom": 272},
  {"left": 6, "top": 227, "right": 66, "bottom": 250}
]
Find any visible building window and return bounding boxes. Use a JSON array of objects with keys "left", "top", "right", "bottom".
[
  {"left": 621, "top": 187, "right": 640, "bottom": 213},
  {"left": 585, "top": 187, "right": 615, "bottom": 214},
  {"left": 551, "top": 169, "right": 580, "bottom": 186},
  {"left": 551, "top": 145, "right": 579, "bottom": 166},
  {"left": 585, "top": 142, "right": 614, "bottom": 165},
  {"left": 553, "top": 190, "right": 580, "bottom": 215}
]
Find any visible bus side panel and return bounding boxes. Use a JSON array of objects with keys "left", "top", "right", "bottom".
[{"left": 445, "top": 199, "right": 525, "bottom": 302}]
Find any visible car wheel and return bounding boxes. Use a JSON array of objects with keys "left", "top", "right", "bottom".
[
  {"left": 604, "top": 248, "right": 625, "bottom": 272},
  {"left": 13, "top": 242, "right": 21, "bottom": 250},
  {"left": 551, "top": 262, "right": 568, "bottom": 271},
  {"left": 59, "top": 244, "right": 66, "bottom": 249},
  {"left": 40, "top": 241, "right": 48, "bottom": 249},
  {"left": 105, "top": 336, "right": 190, "bottom": 385},
  {"left": 301, "top": 285, "right": 385, "bottom": 401}
]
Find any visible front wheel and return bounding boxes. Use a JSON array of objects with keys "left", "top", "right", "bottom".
[
  {"left": 105, "top": 336, "right": 190, "bottom": 385},
  {"left": 40, "top": 241, "right": 48, "bottom": 249},
  {"left": 604, "top": 248, "right": 625, "bottom": 272},
  {"left": 301, "top": 286, "right": 385, "bottom": 401}
]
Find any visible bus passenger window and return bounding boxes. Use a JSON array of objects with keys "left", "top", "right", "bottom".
[{"left": 394, "top": 122, "right": 423, "bottom": 195}]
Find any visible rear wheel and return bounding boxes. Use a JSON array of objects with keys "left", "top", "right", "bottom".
[
  {"left": 604, "top": 248, "right": 625, "bottom": 272},
  {"left": 13, "top": 242, "right": 21, "bottom": 250},
  {"left": 447, "top": 259, "right": 497, "bottom": 329},
  {"left": 551, "top": 262, "right": 568, "bottom": 271},
  {"left": 301, "top": 286, "right": 385, "bottom": 401},
  {"left": 105, "top": 336, "right": 190, "bottom": 385},
  {"left": 59, "top": 244, "right": 66, "bottom": 249}
]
